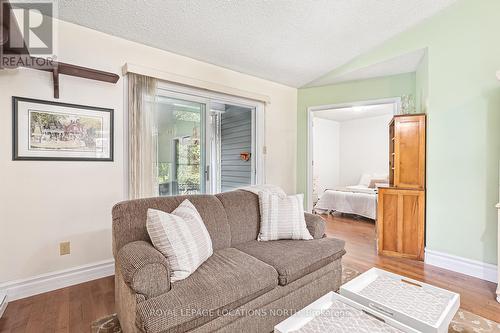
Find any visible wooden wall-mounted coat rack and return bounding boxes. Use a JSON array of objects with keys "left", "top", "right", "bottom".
[
  {"left": 34, "top": 58, "right": 120, "bottom": 98},
  {"left": 1, "top": 0, "right": 119, "bottom": 98},
  {"left": 3, "top": 57, "right": 120, "bottom": 99}
]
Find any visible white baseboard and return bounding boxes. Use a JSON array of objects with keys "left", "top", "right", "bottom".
[
  {"left": 0, "top": 259, "right": 115, "bottom": 302},
  {"left": 425, "top": 249, "right": 498, "bottom": 283}
]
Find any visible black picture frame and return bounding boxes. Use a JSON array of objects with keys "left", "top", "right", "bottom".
[{"left": 12, "top": 96, "right": 114, "bottom": 161}]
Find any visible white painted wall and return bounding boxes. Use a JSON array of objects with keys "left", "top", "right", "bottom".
[
  {"left": 0, "top": 19, "right": 297, "bottom": 283},
  {"left": 313, "top": 118, "right": 340, "bottom": 197},
  {"left": 339, "top": 114, "right": 392, "bottom": 186}
]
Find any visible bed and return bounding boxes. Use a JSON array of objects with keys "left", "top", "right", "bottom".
[
  {"left": 314, "top": 171, "right": 389, "bottom": 220},
  {"left": 314, "top": 185, "right": 378, "bottom": 219}
]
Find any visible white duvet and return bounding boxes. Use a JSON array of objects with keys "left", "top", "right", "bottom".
[{"left": 314, "top": 186, "right": 377, "bottom": 219}]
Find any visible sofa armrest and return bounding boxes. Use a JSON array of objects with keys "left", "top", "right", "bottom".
[
  {"left": 116, "top": 240, "right": 171, "bottom": 299},
  {"left": 304, "top": 213, "right": 326, "bottom": 239}
]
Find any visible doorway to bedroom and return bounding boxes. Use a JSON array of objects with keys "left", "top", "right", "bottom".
[{"left": 307, "top": 98, "right": 399, "bottom": 222}]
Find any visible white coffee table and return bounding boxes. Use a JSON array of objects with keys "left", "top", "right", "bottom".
[{"left": 275, "top": 268, "right": 460, "bottom": 333}]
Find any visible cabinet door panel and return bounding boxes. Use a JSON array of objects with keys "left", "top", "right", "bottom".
[
  {"left": 381, "top": 192, "right": 399, "bottom": 252},
  {"left": 377, "top": 188, "right": 425, "bottom": 261},
  {"left": 401, "top": 191, "right": 425, "bottom": 259},
  {"left": 394, "top": 116, "right": 426, "bottom": 189}
]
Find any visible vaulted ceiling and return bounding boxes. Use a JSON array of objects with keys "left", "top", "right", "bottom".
[{"left": 55, "top": 0, "right": 456, "bottom": 87}]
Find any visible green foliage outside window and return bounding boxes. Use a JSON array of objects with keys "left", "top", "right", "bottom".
[
  {"left": 174, "top": 110, "right": 200, "bottom": 123},
  {"left": 158, "top": 162, "right": 171, "bottom": 184},
  {"left": 176, "top": 138, "right": 200, "bottom": 194}
]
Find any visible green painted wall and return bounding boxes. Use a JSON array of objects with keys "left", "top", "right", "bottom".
[
  {"left": 297, "top": 0, "right": 500, "bottom": 265},
  {"left": 415, "top": 50, "right": 429, "bottom": 114}
]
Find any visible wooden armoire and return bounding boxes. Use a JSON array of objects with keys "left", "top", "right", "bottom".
[{"left": 377, "top": 114, "right": 426, "bottom": 260}]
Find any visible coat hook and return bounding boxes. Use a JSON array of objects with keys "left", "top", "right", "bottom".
[{"left": 53, "top": 67, "right": 59, "bottom": 99}]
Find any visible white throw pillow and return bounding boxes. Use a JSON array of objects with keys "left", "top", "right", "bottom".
[
  {"left": 358, "top": 174, "right": 372, "bottom": 187},
  {"left": 146, "top": 199, "right": 213, "bottom": 282},
  {"left": 257, "top": 192, "right": 313, "bottom": 241}
]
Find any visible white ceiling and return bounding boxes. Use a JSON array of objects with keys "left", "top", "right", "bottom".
[
  {"left": 55, "top": 0, "right": 455, "bottom": 87},
  {"left": 314, "top": 103, "right": 395, "bottom": 122}
]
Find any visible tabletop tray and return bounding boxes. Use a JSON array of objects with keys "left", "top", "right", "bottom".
[
  {"left": 274, "top": 292, "right": 419, "bottom": 333},
  {"left": 339, "top": 268, "right": 460, "bottom": 333}
]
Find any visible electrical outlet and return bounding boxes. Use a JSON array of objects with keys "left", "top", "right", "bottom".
[{"left": 60, "top": 241, "right": 70, "bottom": 255}]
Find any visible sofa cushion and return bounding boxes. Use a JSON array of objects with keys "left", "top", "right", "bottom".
[
  {"left": 136, "top": 248, "right": 278, "bottom": 333},
  {"left": 234, "top": 238, "right": 346, "bottom": 286},
  {"left": 304, "top": 213, "right": 326, "bottom": 239},
  {"left": 215, "top": 190, "right": 261, "bottom": 245}
]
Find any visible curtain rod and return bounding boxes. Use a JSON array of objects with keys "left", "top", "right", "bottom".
[{"left": 122, "top": 63, "right": 271, "bottom": 104}]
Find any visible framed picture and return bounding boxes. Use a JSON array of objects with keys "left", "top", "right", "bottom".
[{"left": 12, "top": 97, "right": 114, "bottom": 161}]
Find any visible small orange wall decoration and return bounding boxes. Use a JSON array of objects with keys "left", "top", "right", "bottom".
[{"left": 240, "top": 152, "right": 251, "bottom": 161}]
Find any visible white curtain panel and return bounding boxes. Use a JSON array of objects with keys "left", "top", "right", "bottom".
[{"left": 128, "top": 73, "right": 159, "bottom": 199}]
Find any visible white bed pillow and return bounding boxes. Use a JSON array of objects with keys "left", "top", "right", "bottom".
[
  {"left": 146, "top": 199, "right": 213, "bottom": 282},
  {"left": 257, "top": 192, "right": 313, "bottom": 241},
  {"left": 358, "top": 174, "right": 372, "bottom": 187}
]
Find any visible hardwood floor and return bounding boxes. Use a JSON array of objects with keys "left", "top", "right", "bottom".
[
  {"left": 1, "top": 213, "right": 498, "bottom": 332},
  {"left": 0, "top": 275, "right": 114, "bottom": 333}
]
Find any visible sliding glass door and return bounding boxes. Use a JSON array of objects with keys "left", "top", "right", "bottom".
[
  {"left": 156, "top": 95, "right": 206, "bottom": 196},
  {"left": 156, "top": 85, "right": 262, "bottom": 195}
]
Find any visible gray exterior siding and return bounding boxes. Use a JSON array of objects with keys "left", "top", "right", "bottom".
[{"left": 221, "top": 106, "right": 252, "bottom": 192}]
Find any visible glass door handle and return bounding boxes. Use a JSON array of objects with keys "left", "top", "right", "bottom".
[{"left": 205, "top": 165, "right": 210, "bottom": 181}]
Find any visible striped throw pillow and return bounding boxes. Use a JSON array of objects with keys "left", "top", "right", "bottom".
[
  {"left": 257, "top": 192, "right": 313, "bottom": 241},
  {"left": 146, "top": 200, "right": 213, "bottom": 282}
]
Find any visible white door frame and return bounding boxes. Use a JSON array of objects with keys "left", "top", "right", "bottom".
[{"left": 306, "top": 97, "right": 401, "bottom": 212}]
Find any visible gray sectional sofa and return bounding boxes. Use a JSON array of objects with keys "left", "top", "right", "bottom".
[{"left": 112, "top": 190, "right": 346, "bottom": 333}]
